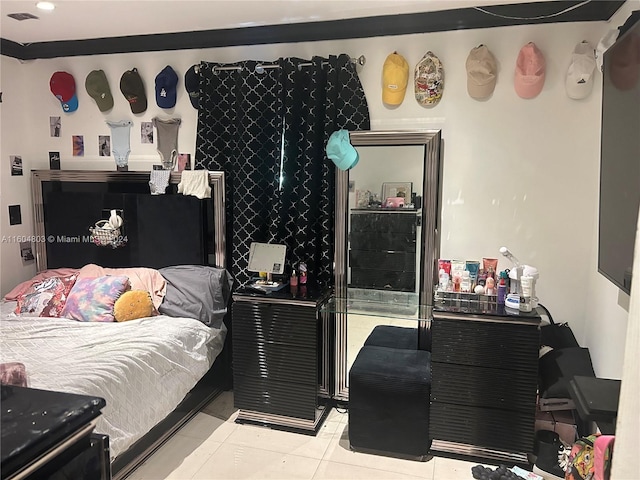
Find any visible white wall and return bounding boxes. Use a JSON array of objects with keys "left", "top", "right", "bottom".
[{"left": 1, "top": 2, "right": 637, "bottom": 378}]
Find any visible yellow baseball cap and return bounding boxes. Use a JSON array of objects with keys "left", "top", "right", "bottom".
[{"left": 382, "top": 52, "right": 409, "bottom": 105}]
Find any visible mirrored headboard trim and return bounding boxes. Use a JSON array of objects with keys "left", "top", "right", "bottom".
[
  {"left": 31, "top": 170, "right": 226, "bottom": 271},
  {"left": 333, "top": 130, "right": 442, "bottom": 400}
]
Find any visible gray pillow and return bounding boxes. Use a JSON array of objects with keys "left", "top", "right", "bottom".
[{"left": 158, "top": 265, "right": 234, "bottom": 329}]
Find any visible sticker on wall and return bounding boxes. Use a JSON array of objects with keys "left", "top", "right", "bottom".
[
  {"left": 10, "top": 156, "right": 22, "bottom": 176},
  {"left": 72, "top": 135, "right": 84, "bottom": 156},
  {"left": 177, "top": 153, "right": 191, "bottom": 172},
  {"left": 49, "top": 152, "right": 61, "bottom": 170},
  {"left": 8, "top": 205, "right": 21, "bottom": 225},
  {"left": 50, "top": 116, "right": 61, "bottom": 137},
  {"left": 99, "top": 136, "right": 111, "bottom": 157},
  {"left": 20, "top": 241, "right": 35, "bottom": 262},
  {"left": 141, "top": 122, "right": 154, "bottom": 144}
]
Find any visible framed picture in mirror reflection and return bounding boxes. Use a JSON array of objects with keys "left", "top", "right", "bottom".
[{"left": 382, "top": 182, "right": 412, "bottom": 202}]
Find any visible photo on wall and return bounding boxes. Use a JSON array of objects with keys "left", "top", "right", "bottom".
[
  {"left": 10, "top": 155, "right": 23, "bottom": 176},
  {"left": 178, "top": 153, "right": 191, "bottom": 172},
  {"left": 141, "top": 122, "right": 154, "bottom": 144},
  {"left": 8, "top": 205, "right": 21, "bottom": 225},
  {"left": 72, "top": 135, "right": 84, "bottom": 156},
  {"left": 20, "top": 241, "right": 35, "bottom": 262},
  {"left": 49, "top": 152, "right": 61, "bottom": 170},
  {"left": 50, "top": 116, "right": 61, "bottom": 137},
  {"left": 99, "top": 136, "right": 111, "bottom": 156}
]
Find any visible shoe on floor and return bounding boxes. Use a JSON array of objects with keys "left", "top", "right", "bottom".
[{"left": 532, "top": 430, "right": 568, "bottom": 480}]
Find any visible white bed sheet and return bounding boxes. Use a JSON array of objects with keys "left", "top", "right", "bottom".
[{"left": 0, "top": 300, "right": 226, "bottom": 459}]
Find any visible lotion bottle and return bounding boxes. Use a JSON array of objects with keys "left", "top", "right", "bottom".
[{"left": 497, "top": 271, "right": 507, "bottom": 305}]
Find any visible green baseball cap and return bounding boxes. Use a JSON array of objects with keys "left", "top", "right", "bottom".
[{"left": 85, "top": 70, "right": 114, "bottom": 112}]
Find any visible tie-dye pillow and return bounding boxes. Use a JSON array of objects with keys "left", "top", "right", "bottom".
[
  {"left": 14, "top": 274, "right": 78, "bottom": 317},
  {"left": 61, "top": 275, "right": 130, "bottom": 322}
]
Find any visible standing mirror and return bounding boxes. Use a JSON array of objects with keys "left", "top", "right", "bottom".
[{"left": 333, "top": 130, "right": 442, "bottom": 401}]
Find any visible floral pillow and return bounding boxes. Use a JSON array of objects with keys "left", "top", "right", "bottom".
[
  {"left": 14, "top": 274, "right": 78, "bottom": 317},
  {"left": 61, "top": 275, "right": 130, "bottom": 322}
]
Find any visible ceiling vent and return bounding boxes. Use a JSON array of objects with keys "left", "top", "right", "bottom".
[{"left": 7, "top": 13, "right": 39, "bottom": 21}]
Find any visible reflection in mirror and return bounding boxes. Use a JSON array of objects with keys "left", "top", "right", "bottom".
[
  {"left": 346, "top": 145, "right": 424, "bottom": 373},
  {"left": 333, "top": 130, "right": 442, "bottom": 401}
]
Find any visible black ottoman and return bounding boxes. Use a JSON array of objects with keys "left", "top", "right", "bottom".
[
  {"left": 364, "top": 325, "right": 418, "bottom": 350},
  {"left": 349, "top": 345, "right": 432, "bottom": 459}
]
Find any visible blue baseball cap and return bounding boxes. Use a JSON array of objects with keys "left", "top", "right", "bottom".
[
  {"left": 326, "top": 130, "right": 359, "bottom": 171},
  {"left": 155, "top": 65, "right": 178, "bottom": 109}
]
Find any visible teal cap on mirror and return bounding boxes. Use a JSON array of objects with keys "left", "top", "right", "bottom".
[{"left": 326, "top": 130, "right": 359, "bottom": 170}]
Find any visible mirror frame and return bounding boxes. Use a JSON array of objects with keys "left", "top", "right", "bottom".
[{"left": 333, "top": 130, "right": 443, "bottom": 401}]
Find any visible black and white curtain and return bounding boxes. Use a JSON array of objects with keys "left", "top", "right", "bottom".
[{"left": 195, "top": 54, "right": 370, "bottom": 287}]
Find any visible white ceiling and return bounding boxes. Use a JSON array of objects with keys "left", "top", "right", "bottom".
[{"left": 1, "top": 0, "right": 557, "bottom": 44}]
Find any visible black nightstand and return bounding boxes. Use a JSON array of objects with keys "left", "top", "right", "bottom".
[{"left": 231, "top": 286, "right": 332, "bottom": 434}]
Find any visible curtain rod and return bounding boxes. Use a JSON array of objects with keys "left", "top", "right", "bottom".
[{"left": 200, "top": 55, "right": 366, "bottom": 74}]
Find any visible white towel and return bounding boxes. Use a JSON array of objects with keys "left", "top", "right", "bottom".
[{"left": 177, "top": 170, "right": 211, "bottom": 199}]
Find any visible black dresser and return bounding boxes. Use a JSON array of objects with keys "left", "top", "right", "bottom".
[
  {"left": 1, "top": 386, "right": 110, "bottom": 480},
  {"left": 349, "top": 209, "right": 419, "bottom": 292},
  {"left": 232, "top": 287, "right": 331, "bottom": 434},
  {"left": 429, "top": 306, "right": 541, "bottom": 464}
]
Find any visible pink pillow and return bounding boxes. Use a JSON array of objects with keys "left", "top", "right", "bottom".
[
  {"left": 15, "top": 274, "right": 78, "bottom": 317},
  {"left": 78, "top": 264, "right": 166, "bottom": 309},
  {"left": 4, "top": 268, "right": 79, "bottom": 301},
  {"left": 61, "top": 276, "right": 130, "bottom": 322}
]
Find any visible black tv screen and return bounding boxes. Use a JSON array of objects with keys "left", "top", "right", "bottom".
[{"left": 598, "top": 12, "right": 640, "bottom": 295}]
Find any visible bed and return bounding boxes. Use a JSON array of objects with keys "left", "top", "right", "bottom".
[{"left": 1, "top": 170, "right": 232, "bottom": 480}]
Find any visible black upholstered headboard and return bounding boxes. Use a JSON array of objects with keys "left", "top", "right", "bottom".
[{"left": 31, "top": 170, "right": 226, "bottom": 272}]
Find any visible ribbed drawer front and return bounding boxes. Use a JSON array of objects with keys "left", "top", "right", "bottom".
[
  {"left": 232, "top": 301, "right": 317, "bottom": 345},
  {"left": 431, "top": 317, "right": 539, "bottom": 372},
  {"left": 233, "top": 342, "right": 316, "bottom": 385},
  {"left": 234, "top": 375, "right": 317, "bottom": 420},
  {"left": 350, "top": 269, "right": 415, "bottom": 292},
  {"left": 350, "top": 232, "right": 416, "bottom": 252},
  {"left": 430, "top": 402, "right": 535, "bottom": 453},
  {"left": 351, "top": 213, "right": 416, "bottom": 234},
  {"left": 431, "top": 362, "right": 538, "bottom": 412},
  {"left": 350, "top": 250, "right": 416, "bottom": 272}
]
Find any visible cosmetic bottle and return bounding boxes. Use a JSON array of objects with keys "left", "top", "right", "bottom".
[
  {"left": 290, "top": 269, "right": 298, "bottom": 287},
  {"left": 438, "top": 269, "right": 449, "bottom": 291},
  {"left": 519, "top": 276, "right": 533, "bottom": 312},
  {"left": 298, "top": 262, "right": 308, "bottom": 285},
  {"left": 497, "top": 271, "right": 507, "bottom": 305},
  {"left": 460, "top": 271, "right": 471, "bottom": 293}
]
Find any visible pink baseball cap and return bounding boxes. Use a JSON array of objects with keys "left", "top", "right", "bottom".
[{"left": 514, "top": 42, "right": 546, "bottom": 99}]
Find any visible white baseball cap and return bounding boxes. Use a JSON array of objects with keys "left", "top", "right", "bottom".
[{"left": 565, "top": 41, "right": 596, "bottom": 100}]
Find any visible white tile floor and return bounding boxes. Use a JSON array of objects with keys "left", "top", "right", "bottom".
[{"left": 126, "top": 391, "right": 492, "bottom": 480}]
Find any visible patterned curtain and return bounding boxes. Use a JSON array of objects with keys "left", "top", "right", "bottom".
[{"left": 196, "top": 55, "right": 369, "bottom": 287}]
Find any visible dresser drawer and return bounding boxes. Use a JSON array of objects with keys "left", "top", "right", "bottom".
[
  {"left": 350, "top": 212, "right": 417, "bottom": 234},
  {"left": 431, "top": 317, "right": 539, "bottom": 372},
  {"left": 232, "top": 301, "right": 317, "bottom": 345},
  {"left": 431, "top": 362, "right": 538, "bottom": 412},
  {"left": 350, "top": 269, "right": 415, "bottom": 292},
  {"left": 350, "top": 250, "right": 416, "bottom": 272},
  {"left": 430, "top": 402, "right": 535, "bottom": 453},
  {"left": 350, "top": 232, "right": 416, "bottom": 252},
  {"left": 233, "top": 342, "right": 317, "bottom": 385},
  {"left": 234, "top": 375, "right": 318, "bottom": 420}
]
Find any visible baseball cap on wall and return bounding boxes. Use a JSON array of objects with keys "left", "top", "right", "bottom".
[
  {"left": 50, "top": 71, "right": 79, "bottom": 113},
  {"left": 466, "top": 45, "right": 498, "bottom": 100},
  {"left": 565, "top": 41, "right": 596, "bottom": 100},
  {"left": 184, "top": 65, "right": 200, "bottom": 109},
  {"left": 326, "top": 130, "right": 359, "bottom": 171},
  {"left": 414, "top": 51, "right": 444, "bottom": 106},
  {"left": 382, "top": 52, "right": 409, "bottom": 106},
  {"left": 514, "top": 42, "right": 546, "bottom": 99},
  {"left": 120, "top": 68, "right": 147, "bottom": 114},
  {"left": 85, "top": 70, "right": 114, "bottom": 112},
  {"left": 155, "top": 65, "right": 178, "bottom": 109}
]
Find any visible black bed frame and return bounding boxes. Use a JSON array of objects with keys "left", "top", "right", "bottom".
[{"left": 30, "top": 170, "right": 233, "bottom": 480}]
